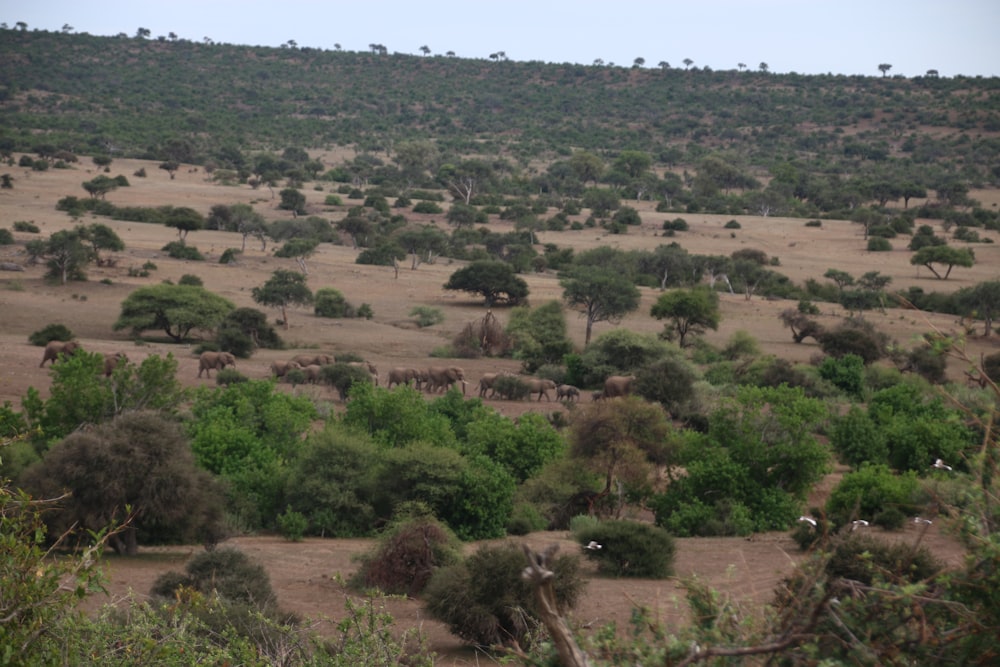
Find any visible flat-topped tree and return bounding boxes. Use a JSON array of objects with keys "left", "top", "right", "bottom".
[
  {"left": 911, "top": 245, "right": 975, "bottom": 280},
  {"left": 113, "top": 283, "right": 234, "bottom": 342},
  {"left": 163, "top": 206, "right": 204, "bottom": 242}
]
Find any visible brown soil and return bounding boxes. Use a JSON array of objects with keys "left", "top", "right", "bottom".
[{"left": 0, "top": 157, "right": 987, "bottom": 662}]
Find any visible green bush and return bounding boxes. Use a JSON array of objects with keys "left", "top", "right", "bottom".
[
  {"left": 178, "top": 273, "right": 203, "bottom": 286},
  {"left": 724, "top": 219, "right": 741, "bottom": 229},
  {"left": 219, "top": 247, "right": 241, "bottom": 264},
  {"left": 412, "top": 201, "right": 443, "bottom": 214},
  {"left": 28, "top": 323, "right": 74, "bottom": 346},
  {"left": 161, "top": 241, "right": 204, "bottom": 260},
  {"left": 409, "top": 305, "right": 444, "bottom": 328},
  {"left": 0, "top": 228, "right": 13, "bottom": 245},
  {"left": 314, "top": 287, "right": 355, "bottom": 318},
  {"left": 276, "top": 505, "right": 308, "bottom": 541},
  {"left": 506, "top": 502, "right": 547, "bottom": 535},
  {"left": 323, "top": 194, "right": 343, "bottom": 206},
  {"left": 491, "top": 374, "right": 531, "bottom": 400},
  {"left": 867, "top": 237, "right": 892, "bottom": 251},
  {"left": 818, "top": 353, "right": 865, "bottom": 398},
  {"left": 663, "top": 217, "right": 689, "bottom": 231},
  {"left": 13, "top": 220, "right": 40, "bottom": 233},
  {"left": 805, "top": 219, "right": 822, "bottom": 227},
  {"left": 215, "top": 368, "right": 249, "bottom": 385},
  {"left": 825, "top": 464, "right": 919, "bottom": 526},
  {"left": 826, "top": 533, "right": 942, "bottom": 586},
  {"left": 423, "top": 541, "right": 584, "bottom": 649},
  {"left": 830, "top": 406, "right": 888, "bottom": 468},
  {"left": 151, "top": 547, "right": 277, "bottom": 611},
  {"left": 352, "top": 512, "right": 463, "bottom": 596},
  {"left": 573, "top": 520, "right": 676, "bottom": 578}
]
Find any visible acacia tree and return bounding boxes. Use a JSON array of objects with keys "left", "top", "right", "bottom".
[
  {"left": 956, "top": 281, "right": 1000, "bottom": 337},
  {"left": 82, "top": 223, "right": 125, "bottom": 265},
  {"left": 443, "top": 260, "right": 528, "bottom": 306},
  {"left": 911, "top": 245, "right": 975, "bottom": 279},
  {"left": 650, "top": 287, "right": 720, "bottom": 347},
  {"left": 25, "top": 229, "right": 95, "bottom": 284},
  {"left": 251, "top": 269, "right": 313, "bottom": 329},
  {"left": 113, "top": 283, "right": 234, "bottom": 341},
  {"left": 561, "top": 265, "right": 641, "bottom": 345},
  {"left": 163, "top": 206, "right": 204, "bottom": 241},
  {"left": 274, "top": 237, "right": 319, "bottom": 274}
]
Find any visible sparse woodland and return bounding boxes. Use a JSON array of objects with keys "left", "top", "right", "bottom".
[{"left": 1, "top": 26, "right": 999, "bottom": 665}]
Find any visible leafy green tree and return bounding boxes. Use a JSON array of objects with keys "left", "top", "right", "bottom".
[
  {"left": 830, "top": 405, "right": 887, "bottom": 469},
  {"left": 443, "top": 260, "right": 529, "bottom": 306},
  {"left": 163, "top": 206, "right": 204, "bottom": 241},
  {"left": 437, "top": 159, "right": 494, "bottom": 204},
  {"left": 19, "top": 410, "right": 225, "bottom": 555},
  {"left": 634, "top": 356, "right": 698, "bottom": 417},
  {"left": 341, "top": 384, "right": 458, "bottom": 449},
  {"left": 26, "top": 351, "right": 185, "bottom": 443},
  {"left": 278, "top": 187, "right": 307, "bottom": 215},
  {"left": 911, "top": 245, "right": 975, "bottom": 280},
  {"left": 216, "top": 307, "right": 283, "bottom": 357},
  {"left": 581, "top": 187, "right": 620, "bottom": 217},
  {"left": 113, "top": 283, "right": 234, "bottom": 341},
  {"left": 188, "top": 380, "right": 316, "bottom": 529},
  {"left": 444, "top": 202, "right": 480, "bottom": 229},
  {"left": 464, "top": 411, "right": 565, "bottom": 482},
  {"left": 395, "top": 225, "right": 449, "bottom": 269},
  {"left": 81, "top": 174, "right": 119, "bottom": 199},
  {"left": 612, "top": 150, "right": 652, "bottom": 179},
  {"left": 220, "top": 203, "right": 269, "bottom": 251},
  {"left": 560, "top": 264, "right": 641, "bottom": 345},
  {"left": 955, "top": 280, "right": 1000, "bottom": 336},
  {"left": 650, "top": 287, "right": 721, "bottom": 347},
  {"left": 336, "top": 209, "right": 372, "bottom": 249},
  {"left": 26, "top": 229, "right": 95, "bottom": 284},
  {"left": 82, "top": 223, "right": 125, "bottom": 265},
  {"left": 568, "top": 151, "right": 604, "bottom": 185},
  {"left": 251, "top": 269, "right": 312, "bottom": 329},
  {"left": 825, "top": 463, "right": 919, "bottom": 525},
  {"left": 274, "top": 237, "right": 319, "bottom": 274},
  {"left": 314, "top": 287, "right": 354, "bottom": 318},
  {"left": 504, "top": 300, "right": 573, "bottom": 372}
]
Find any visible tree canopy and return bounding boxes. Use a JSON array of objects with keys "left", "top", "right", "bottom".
[
  {"left": 443, "top": 260, "right": 529, "bottom": 307},
  {"left": 560, "top": 265, "right": 641, "bottom": 345},
  {"left": 650, "top": 287, "right": 721, "bottom": 347},
  {"left": 910, "top": 245, "right": 975, "bottom": 279},
  {"left": 251, "top": 269, "right": 313, "bottom": 328},
  {"left": 113, "top": 283, "right": 234, "bottom": 341}
]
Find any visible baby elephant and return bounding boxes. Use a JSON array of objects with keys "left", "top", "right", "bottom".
[{"left": 556, "top": 384, "right": 580, "bottom": 402}]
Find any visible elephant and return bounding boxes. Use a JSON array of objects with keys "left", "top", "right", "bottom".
[
  {"left": 425, "top": 366, "right": 467, "bottom": 395},
  {"left": 302, "top": 364, "right": 324, "bottom": 383},
  {"left": 348, "top": 361, "right": 379, "bottom": 386},
  {"left": 291, "top": 353, "right": 332, "bottom": 368},
  {"left": 103, "top": 352, "right": 128, "bottom": 377},
  {"left": 556, "top": 384, "right": 580, "bottom": 402},
  {"left": 386, "top": 367, "right": 421, "bottom": 389},
  {"left": 478, "top": 371, "right": 515, "bottom": 398},
  {"left": 526, "top": 378, "right": 557, "bottom": 402},
  {"left": 40, "top": 340, "right": 81, "bottom": 367},
  {"left": 270, "top": 360, "right": 302, "bottom": 378},
  {"left": 592, "top": 390, "right": 604, "bottom": 401},
  {"left": 603, "top": 375, "right": 636, "bottom": 398},
  {"left": 198, "top": 351, "right": 236, "bottom": 378}
]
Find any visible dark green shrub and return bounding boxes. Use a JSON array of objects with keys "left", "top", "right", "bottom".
[
  {"left": 867, "top": 237, "right": 892, "bottom": 251},
  {"left": 830, "top": 406, "right": 887, "bottom": 469},
  {"left": 151, "top": 548, "right": 277, "bottom": 610},
  {"left": 905, "top": 346, "right": 947, "bottom": 384},
  {"left": 413, "top": 201, "right": 443, "bottom": 214},
  {"left": 28, "top": 323, "right": 73, "bottom": 346},
  {"left": 0, "top": 228, "right": 13, "bottom": 245},
  {"left": 634, "top": 357, "right": 697, "bottom": 416},
  {"left": 805, "top": 219, "right": 822, "bottom": 227},
  {"left": 13, "top": 220, "right": 39, "bottom": 233},
  {"left": 826, "top": 533, "right": 942, "bottom": 585},
  {"left": 276, "top": 505, "right": 308, "bottom": 541},
  {"left": 284, "top": 367, "right": 307, "bottom": 386},
  {"left": 161, "top": 241, "right": 204, "bottom": 260},
  {"left": 357, "top": 303, "right": 374, "bottom": 319},
  {"left": 819, "top": 319, "right": 890, "bottom": 364},
  {"left": 825, "top": 464, "right": 919, "bottom": 526},
  {"left": 323, "top": 194, "right": 343, "bottom": 206},
  {"left": 818, "top": 353, "right": 865, "bottom": 398},
  {"left": 423, "top": 541, "right": 584, "bottom": 649},
  {"left": 873, "top": 507, "right": 907, "bottom": 530},
  {"left": 314, "top": 287, "right": 354, "bottom": 318},
  {"left": 574, "top": 520, "right": 676, "bottom": 578},
  {"left": 215, "top": 368, "right": 249, "bottom": 385},
  {"left": 353, "top": 513, "right": 463, "bottom": 596},
  {"left": 178, "top": 273, "right": 203, "bottom": 286},
  {"left": 506, "top": 502, "right": 547, "bottom": 535},
  {"left": 219, "top": 247, "right": 241, "bottom": 264},
  {"left": 409, "top": 305, "right": 444, "bottom": 328},
  {"left": 724, "top": 219, "right": 741, "bottom": 229},
  {"left": 663, "top": 217, "right": 689, "bottom": 231}
]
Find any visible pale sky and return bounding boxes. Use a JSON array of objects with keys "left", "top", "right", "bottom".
[{"left": 7, "top": 0, "right": 999, "bottom": 78}]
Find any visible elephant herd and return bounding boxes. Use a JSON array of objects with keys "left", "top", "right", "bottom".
[
  {"left": 385, "top": 366, "right": 468, "bottom": 394},
  {"left": 39, "top": 340, "right": 127, "bottom": 377}
]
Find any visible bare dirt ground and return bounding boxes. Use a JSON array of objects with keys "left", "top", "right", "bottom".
[{"left": 0, "top": 157, "right": 990, "bottom": 662}]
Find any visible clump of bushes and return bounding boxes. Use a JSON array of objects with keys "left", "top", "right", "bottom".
[
  {"left": 151, "top": 548, "right": 277, "bottom": 611},
  {"left": 178, "top": 273, "right": 203, "bottom": 286},
  {"left": 662, "top": 217, "right": 689, "bottom": 232},
  {"left": 353, "top": 511, "right": 463, "bottom": 596},
  {"left": 724, "top": 219, "right": 742, "bottom": 229},
  {"left": 161, "top": 241, "right": 204, "bottom": 261},
  {"left": 422, "top": 541, "right": 584, "bottom": 649},
  {"left": 219, "top": 248, "right": 241, "bottom": 264},
  {"left": 573, "top": 519, "right": 676, "bottom": 578},
  {"left": 0, "top": 228, "right": 13, "bottom": 245},
  {"left": 412, "top": 201, "right": 443, "bottom": 214},
  {"left": 314, "top": 287, "right": 355, "bottom": 318},
  {"left": 13, "top": 220, "right": 39, "bottom": 233},
  {"left": 867, "top": 237, "right": 892, "bottom": 251},
  {"left": 215, "top": 368, "right": 249, "bottom": 386},
  {"left": 409, "top": 305, "right": 444, "bottom": 328},
  {"left": 825, "top": 463, "right": 919, "bottom": 527},
  {"left": 29, "top": 323, "right": 74, "bottom": 346}
]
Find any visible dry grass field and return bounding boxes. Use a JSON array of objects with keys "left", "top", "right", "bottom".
[{"left": 1, "top": 156, "right": 995, "bottom": 662}]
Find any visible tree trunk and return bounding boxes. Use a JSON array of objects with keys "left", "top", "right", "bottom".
[
  {"left": 281, "top": 305, "right": 289, "bottom": 329},
  {"left": 521, "top": 545, "right": 591, "bottom": 667}
]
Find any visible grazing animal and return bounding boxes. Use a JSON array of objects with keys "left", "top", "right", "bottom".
[
  {"left": 425, "top": 366, "right": 467, "bottom": 394},
  {"left": 103, "top": 352, "right": 128, "bottom": 376},
  {"left": 40, "top": 340, "right": 80, "bottom": 367},
  {"left": 386, "top": 366, "right": 421, "bottom": 389},
  {"left": 291, "top": 353, "right": 332, "bottom": 367},
  {"left": 347, "top": 361, "right": 379, "bottom": 386},
  {"left": 526, "top": 378, "right": 557, "bottom": 402},
  {"left": 556, "top": 384, "right": 580, "bottom": 402},
  {"left": 602, "top": 375, "right": 636, "bottom": 398},
  {"left": 477, "top": 371, "right": 515, "bottom": 398},
  {"left": 270, "top": 360, "right": 302, "bottom": 378},
  {"left": 302, "top": 364, "right": 324, "bottom": 383},
  {"left": 198, "top": 351, "right": 236, "bottom": 378}
]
